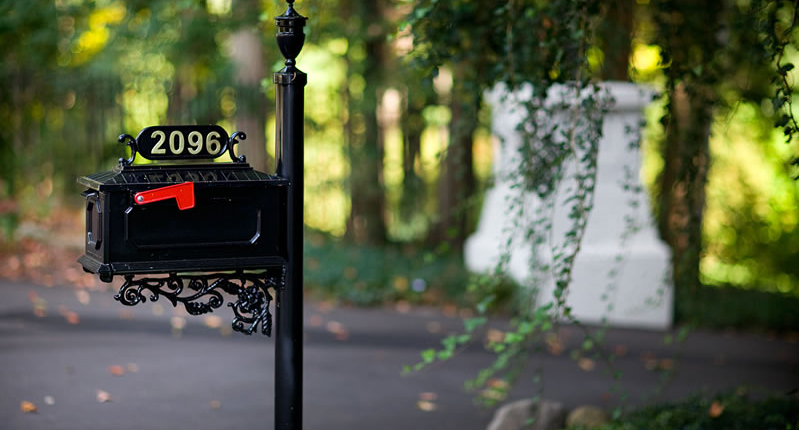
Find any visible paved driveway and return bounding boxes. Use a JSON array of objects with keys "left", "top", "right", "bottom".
[{"left": 1, "top": 280, "right": 797, "bottom": 430}]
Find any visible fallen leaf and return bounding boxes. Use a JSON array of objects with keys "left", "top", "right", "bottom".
[
  {"left": 545, "top": 333, "right": 564, "bottom": 356},
  {"left": 326, "top": 320, "right": 348, "bottom": 340},
  {"left": 152, "top": 304, "right": 164, "bottom": 316},
  {"left": 126, "top": 363, "right": 139, "bottom": 373},
  {"left": 578, "top": 357, "right": 596, "bottom": 372},
  {"left": 43, "top": 396, "right": 55, "bottom": 406},
  {"left": 486, "top": 329, "right": 505, "bottom": 344},
  {"left": 64, "top": 311, "right": 80, "bottom": 325},
  {"left": 75, "top": 290, "right": 90, "bottom": 306},
  {"left": 108, "top": 365, "right": 125, "bottom": 376},
  {"left": 417, "top": 400, "right": 437, "bottom": 411},
  {"left": 395, "top": 301, "right": 411, "bottom": 314},
  {"left": 614, "top": 344, "right": 628, "bottom": 357},
  {"left": 458, "top": 308, "right": 474, "bottom": 318},
  {"left": 419, "top": 392, "right": 437, "bottom": 401},
  {"left": 210, "top": 400, "right": 221, "bottom": 410},
  {"left": 308, "top": 314, "right": 323, "bottom": 327},
  {"left": 487, "top": 378, "right": 509, "bottom": 390},
  {"left": 96, "top": 389, "right": 112, "bottom": 403},
  {"left": 170, "top": 316, "right": 186, "bottom": 330},
  {"left": 641, "top": 351, "right": 658, "bottom": 370},
  {"left": 203, "top": 315, "right": 222, "bottom": 329},
  {"left": 315, "top": 301, "right": 334, "bottom": 313},
  {"left": 708, "top": 401, "right": 724, "bottom": 417},
  {"left": 20, "top": 401, "right": 37, "bottom": 413},
  {"left": 426, "top": 321, "right": 442, "bottom": 334},
  {"left": 480, "top": 386, "right": 508, "bottom": 402}
]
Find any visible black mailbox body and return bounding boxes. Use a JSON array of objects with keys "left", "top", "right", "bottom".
[{"left": 78, "top": 162, "right": 288, "bottom": 282}]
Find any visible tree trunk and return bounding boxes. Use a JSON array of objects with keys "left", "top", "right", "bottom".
[
  {"left": 430, "top": 62, "right": 477, "bottom": 252},
  {"left": 599, "top": 0, "right": 633, "bottom": 81},
  {"left": 346, "top": 0, "right": 388, "bottom": 245},
  {"left": 228, "top": 2, "right": 268, "bottom": 172},
  {"left": 660, "top": 83, "right": 711, "bottom": 295},
  {"left": 399, "top": 82, "right": 432, "bottom": 220},
  {"left": 657, "top": 0, "right": 720, "bottom": 297}
]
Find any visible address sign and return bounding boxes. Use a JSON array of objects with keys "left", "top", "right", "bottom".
[{"left": 136, "top": 125, "right": 230, "bottom": 160}]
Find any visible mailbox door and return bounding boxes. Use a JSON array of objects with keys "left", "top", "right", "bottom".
[{"left": 106, "top": 184, "right": 286, "bottom": 266}]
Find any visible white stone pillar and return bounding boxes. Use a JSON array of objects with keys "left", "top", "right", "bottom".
[{"left": 464, "top": 82, "right": 673, "bottom": 329}]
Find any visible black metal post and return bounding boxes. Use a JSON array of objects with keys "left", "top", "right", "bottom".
[{"left": 274, "top": 2, "right": 306, "bottom": 430}]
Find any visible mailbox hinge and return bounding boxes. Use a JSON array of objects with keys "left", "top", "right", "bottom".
[{"left": 114, "top": 267, "right": 285, "bottom": 336}]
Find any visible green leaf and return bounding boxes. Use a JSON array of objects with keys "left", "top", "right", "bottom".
[
  {"left": 464, "top": 317, "right": 487, "bottom": 333},
  {"left": 476, "top": 295, "right": 495, "bottom": 314},
  {"left": 421, "top": 348, "right": 436, "bottom": 364},
  {"left": 773, "top": 96, "right": 788, "bottom": 110},
  {"left": 505, "top": 333, "right": 523, "bottom": 344}
]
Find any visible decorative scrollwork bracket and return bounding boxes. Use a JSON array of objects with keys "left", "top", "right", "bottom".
[
  {"left": 118, "top": 134, "right": 138, "bottom": 166},
  {"left": 228, "top": 131, "right": 247, "bottom": 163},
  {"left": 114, "top": 267, "right": 285, "bottom": 336}
]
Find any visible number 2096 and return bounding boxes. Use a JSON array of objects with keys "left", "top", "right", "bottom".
[{"left": 150, "top": 130, "right": 223, "bottom": 156}]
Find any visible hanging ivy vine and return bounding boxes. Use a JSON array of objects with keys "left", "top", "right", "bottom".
[{"left": 403, "top": 0, "right": 799, "bottom": 412}]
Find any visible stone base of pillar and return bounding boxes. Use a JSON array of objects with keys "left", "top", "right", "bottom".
[{"left": 465, "top": 82, "right": 673, "bottom": 330}]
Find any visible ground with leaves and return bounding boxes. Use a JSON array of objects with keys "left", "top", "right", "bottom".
[{"left": 0, "top": 277, "right": 796, "bottom": 429}]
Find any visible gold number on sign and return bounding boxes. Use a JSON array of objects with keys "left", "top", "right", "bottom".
[
  {"left": 169, "top": 131, "right": 185, "bottom": 155},
  {"left": 148, "top": 129, "right": 225, "bottom": 156},
  {"left": 188, "top": 131, "right": 203, "bottom": 155},
  {"left": 206, "top": 131, "right": 221, "bottom": 155},
  {"left": 151, "top": 130, "right": 166, "bottom": 154}
]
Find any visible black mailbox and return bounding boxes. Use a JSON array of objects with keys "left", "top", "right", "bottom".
[
  {"left": 78, "top": 127, "right": 287, "bottom": 283},
  {"left": 79, "top": 2, "right": 308, "bottom": 427}
]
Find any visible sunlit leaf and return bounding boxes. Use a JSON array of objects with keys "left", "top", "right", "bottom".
[{"left": 20, "top": 401, "right": 37, "bottom": 413}]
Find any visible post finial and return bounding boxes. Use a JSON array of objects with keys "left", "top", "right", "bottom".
[{"left": 275, "top": 1, "right": 307, "bottom": 68}]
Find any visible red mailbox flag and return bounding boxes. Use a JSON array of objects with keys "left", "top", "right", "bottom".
[{"left": 134, "top": 182, "right": 195, "bottom": 210}]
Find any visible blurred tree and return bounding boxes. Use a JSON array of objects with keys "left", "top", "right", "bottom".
[
  {"left": 343, "top": 0, "right": 390, "bottom": 245},
  {"left": 399, "top": 77, "right": 434, "bottom": 225},
  {"left": 430, "top": 61, "right": 477, "bottom": 251},
  {"left": 165, "top": 2, "right": 227, "bottom": 126},
  {"left": 597, "top": 1, "right": 633, "bottom": 81},
  {"left": 228, "top": 0, "right": 269, "bottom": 171},
  {"left": 655, "top": 1, "right": 721, "bottom": 298},
  {"left": 651, "top": 0, "right": 799, "bottom": 297}
]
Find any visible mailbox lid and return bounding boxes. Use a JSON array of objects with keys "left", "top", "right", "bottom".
[{"left": 78, "top": 163, "right": 287, "bottom": 191}]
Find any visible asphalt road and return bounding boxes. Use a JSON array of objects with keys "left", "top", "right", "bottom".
[{"left": 1, "top": 279, "right": 797, "bottom": 430}]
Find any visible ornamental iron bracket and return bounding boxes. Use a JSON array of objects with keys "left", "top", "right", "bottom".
[{"left": 114, "top": 267, "right": 286, "bottom": 336}]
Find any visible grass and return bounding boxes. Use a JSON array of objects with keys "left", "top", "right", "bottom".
[
  {"left": 676, "top": 284, "right": 799, "bottom": 332},
  {"left": 572, "top": 391, "right": 799, "bottom": 430}
]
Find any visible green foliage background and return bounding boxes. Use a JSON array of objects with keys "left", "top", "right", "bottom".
[{"left": 1, "top": 0, "right": 799, "bottom": 311}]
